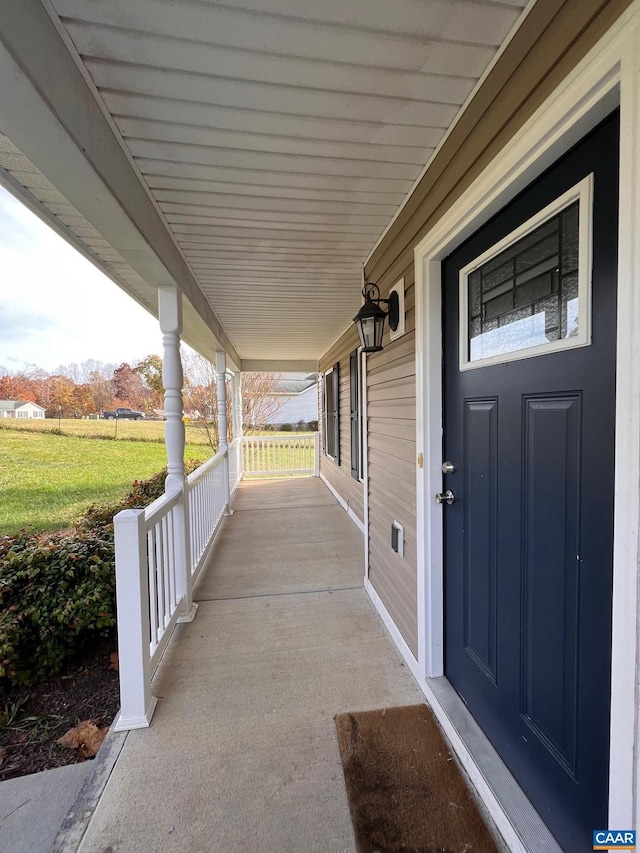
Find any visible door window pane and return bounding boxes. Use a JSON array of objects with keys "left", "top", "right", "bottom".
[{"left": 467, "top": 199, "right": 583, "bottom": 364}]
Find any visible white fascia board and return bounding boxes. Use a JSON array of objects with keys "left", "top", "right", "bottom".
[
  {"left": 0, "top": 0, "right": 240, "bottom": 369},
  {"left": 241, "top": 359, "right": 319, "bottom": 373}
]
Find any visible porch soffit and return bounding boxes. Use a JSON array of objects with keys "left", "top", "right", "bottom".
[{"left": 1, "top": 0, "right": 529, "bottom": 362}]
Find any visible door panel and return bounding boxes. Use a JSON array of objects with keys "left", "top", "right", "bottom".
[
  {"left": 443, "top": 112, "right": 619, "bottom": 853},
  {"left": 463, "top": 398, "right": 498, "bottom": 682},
  {"left": 522, "top": 394, "right": 581, "bottom": 777}
]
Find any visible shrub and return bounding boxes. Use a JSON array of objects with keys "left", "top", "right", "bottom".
[
  {"left": 0, "top": 528, "right": 116, "bottom": 684},
  {"left": 280, "top": 422, "right": 293, "bottom": 431},
  {"left": 0, "top": 458, "right": 205, "bottom": 686},
  {"left": 78, "top": 458, "right": 202, "bottom": 535},
  {"left": 307, "top": 420, "right": 319, "bottom": 432}
]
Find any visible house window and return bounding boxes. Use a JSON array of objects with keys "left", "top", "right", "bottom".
[
  {"left": 350, "top": 349, "right": 364, "bottom": 481},
  {"left": 459, "top": 176, "right": 592, "bottom": 370},
  {"left": 323, "top": 363, "right": 340, "bottom": 463}
]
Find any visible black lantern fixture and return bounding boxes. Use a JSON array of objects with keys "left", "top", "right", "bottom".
[{"left": 353, "top": 282, "right": 400, "bottom": 353}]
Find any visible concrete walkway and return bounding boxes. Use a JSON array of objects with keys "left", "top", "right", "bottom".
[
  {"left": 75, "top": 478, "right": 422, "bottom": 853},
  {"left": 0, "top": 763, "right": 89, "bottom": 853}
]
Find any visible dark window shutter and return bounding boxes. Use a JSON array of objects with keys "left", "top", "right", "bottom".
[
  {"left": 350, "top": 350, "right": 359, "bottom": 479},
  {"left": 332, "top": 362, "right": 340, "bottom": 465}
]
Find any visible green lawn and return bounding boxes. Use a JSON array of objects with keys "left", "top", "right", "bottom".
[
  {"left": 0, "top": 427, "right": 209, "bottom": 535},
  {"left": 0, "top": 417, "right": 214, "bottom": 446}
]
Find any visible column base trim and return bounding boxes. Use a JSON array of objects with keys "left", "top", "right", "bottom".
[
  {"left": 177, "top": 602, "right": 199, "bottom": 623},
  {"left": 113, "top": 695, "right": 158, "bottom": 732}
]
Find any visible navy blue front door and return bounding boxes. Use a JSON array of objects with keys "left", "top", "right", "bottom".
[{"left": 442, "top": 113, "right": 619, "bottom": 852}]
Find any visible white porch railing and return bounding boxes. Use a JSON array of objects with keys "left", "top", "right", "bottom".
[
  {"left": 114, "top": 449, "right": 233, "bottom": 731},
  {"left": 145, "top": 490, "right": 183, "bottom": 671},
  {"left": 113, "top": 489, "right": 185, "bottom": 731},
  {"left": 242, "top": 432, "right": 319, "bottom": 477},
  {"left": 113, "top": 430, "right": 319, "bottom": 732},
  {"left": 228, "top": 436, "right": 243, "bottom": 494},
  {"left": 187, "top": 448, "right": 227, "bottom": 584}
]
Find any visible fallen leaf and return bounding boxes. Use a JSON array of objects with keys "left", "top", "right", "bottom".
[
  {"left": 0, "top": 746, "right": 6, "bottom": 768},
  {"left": 109, "top": 652, "right": 119, "bottom": 671},
  {"left": 57, "top": 720, "right": 108, "bottom": 758}
]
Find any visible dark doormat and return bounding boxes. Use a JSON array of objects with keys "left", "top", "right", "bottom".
[{"left": 335, "top": 704, "right": 499, "bottom": 853}]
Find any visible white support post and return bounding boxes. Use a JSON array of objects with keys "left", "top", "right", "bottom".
[
  {"left": 216, "top": 351, "right": 232, "bottom": 514},
  {"left": 314, "top": 431, "right": 320, "bottom": 477},
  {"left": 113, "top": 509, "right": 158, "bottom": 731},
  {"left": 233, "top": 370, "right": 243, "bottom": 480},
  {"left": 158, "top": 286, "right": 196, "bottom": 623},
  {"left": 232, "top": 371, "right": 243, "bottom": 439}
]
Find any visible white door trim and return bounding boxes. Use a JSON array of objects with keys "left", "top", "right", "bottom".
[{"left": 413, "top": 2, "right": 640, "bottom": 838}]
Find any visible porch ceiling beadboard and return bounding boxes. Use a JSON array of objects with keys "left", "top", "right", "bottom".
[{"left": 6, "top": 0, "right": 528, "bottom": 362}]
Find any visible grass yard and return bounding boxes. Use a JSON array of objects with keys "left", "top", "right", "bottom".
[
  {"left": 0, "top": 426, "right": 209, "bottom": 535},
  {"left": 0, "top": 416, "right": 214, "bottom": 446}
]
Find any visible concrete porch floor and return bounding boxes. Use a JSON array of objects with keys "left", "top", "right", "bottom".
[{"left": 76, "top": 478, "right": 423, "bottom": 853}]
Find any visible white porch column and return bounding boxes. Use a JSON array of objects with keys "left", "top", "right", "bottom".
[
  {"left": 232, "top": 371, "right": 243, "bottom": 441},
  {"left": 232, "top": 370, "right": 244, "bottom": 483},
  {"left": 216, "top": 351, "right": 232, "bottom": 513},
  {"left": 158, "top": 286, "right": 196, "bottom": 622}
]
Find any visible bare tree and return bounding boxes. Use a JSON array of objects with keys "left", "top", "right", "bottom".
[
  {"left": 241, "top": 372, "right": 286, "bottom": 428},
  {"left": 181, "top": 348, "right": 226, "bottom": 450},
  {"left": 52, "top": 362, "right": 82, "bottom": 384},
  {"left": 182, "top": 350, "right": 287, "bottom": 442}
]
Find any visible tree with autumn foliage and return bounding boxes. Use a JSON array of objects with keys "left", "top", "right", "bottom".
[
  {"left": 0, "top": 355, "right": 286, "bottom": 425},
  {"left": 38, "top": 375, "right": 76, "bottom": 418},
  {"left": 71, "top": 384, "right": 96, "bottom": 417},
  {"left": 111, "top": 360, "right": 163, "bottom": 414},
  {"left": 135, "top": 354, "right": 163, "bottom": 397},
  {"left": 87, "top": 370, "right": 114, "bottom": 415},
  {"left": 111, "top": 363, "right": 145, "bottom": 407},
  {"left": 0, "top": 372, "right": 34, "bottom": 401}
]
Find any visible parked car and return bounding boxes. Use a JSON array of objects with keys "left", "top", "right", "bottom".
[{"left": 101, "top": 407, "right": 145, "bottom": 420}]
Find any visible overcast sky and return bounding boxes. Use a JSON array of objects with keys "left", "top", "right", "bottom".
[{"left": 0, "top": 184, "right": 164, "bottom": 374}]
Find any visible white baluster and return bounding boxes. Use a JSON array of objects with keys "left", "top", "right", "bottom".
[
  {"left": 168, "top": 509, "right": 177, "bottom": 612},
  {"left": 147, "top": 528, "right": 158, "bottom": 647}
]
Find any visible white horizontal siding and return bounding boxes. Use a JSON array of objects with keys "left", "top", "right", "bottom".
[{"left": 269, "top": 387, "right": 319, "bottom": 426}]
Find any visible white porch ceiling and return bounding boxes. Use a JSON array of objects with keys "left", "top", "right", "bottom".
[{"left": 7, "top": 0, "right": 529, "bottom": 362}]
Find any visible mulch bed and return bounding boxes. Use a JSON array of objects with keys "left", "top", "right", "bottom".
[
  {"left": 0, "top": 632, "right": 119, "bottom": 781},
  {"left": 335, "top": 704, "right": 499, "bottom": 853}
]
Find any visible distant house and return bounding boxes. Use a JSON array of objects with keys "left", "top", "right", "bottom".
[
  {"left": 0, "top": 400, "right": 46, "bottom": 419},
  {"left": 265, "top": 374, "right": 318, "bottom": 427}
]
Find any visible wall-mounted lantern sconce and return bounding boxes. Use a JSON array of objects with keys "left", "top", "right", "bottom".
[{"left": 353, "top": 282, "right": 400, "bottom": 353}]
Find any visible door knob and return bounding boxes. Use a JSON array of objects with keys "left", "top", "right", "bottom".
[
  {"left": 435, "top": 490, "right": 455, "bottom": 506},
  {"left": 441, "top": 461, "right": 455, "bottom": 474}
]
